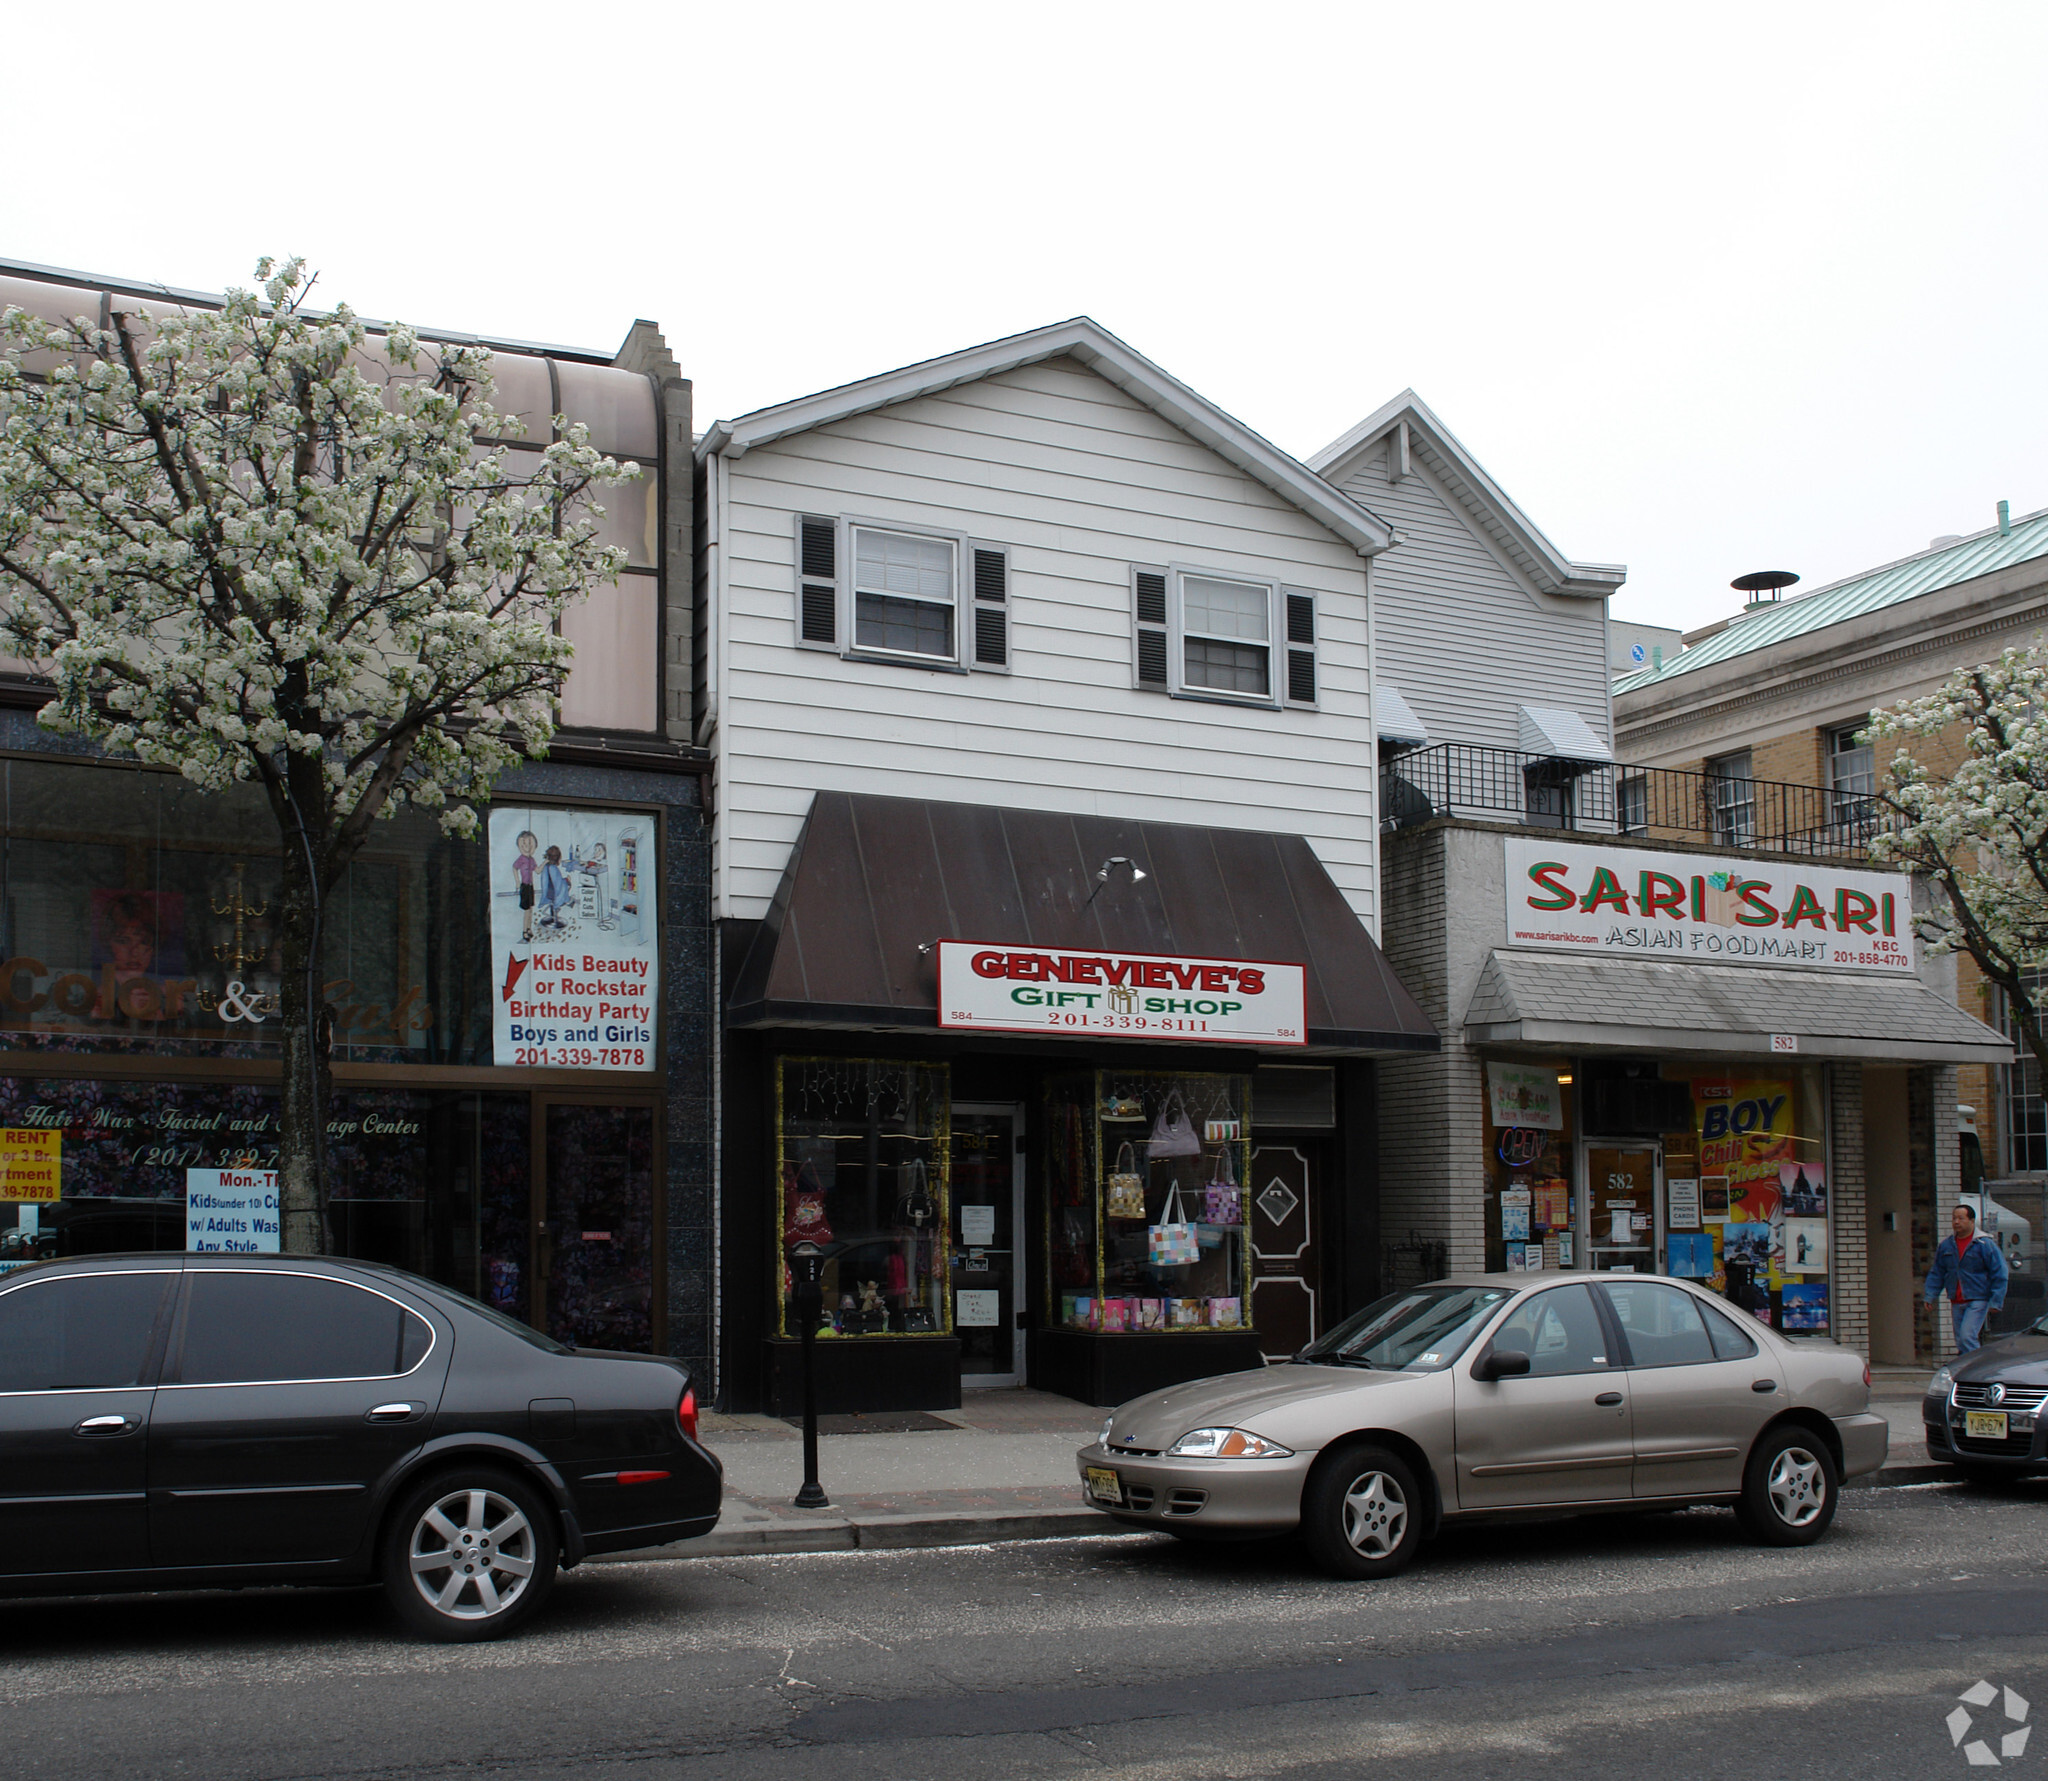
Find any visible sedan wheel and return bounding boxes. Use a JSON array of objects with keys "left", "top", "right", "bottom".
[
  {"left": 382, "top": 1471, "right": 558, "bottom": 1641},
  {"left": 1302, "top": 1443, "right": 1424, "bottom": 1580},
  {"left": 1737, "top": 1427, "right": 1838, "bottom": 1547}
]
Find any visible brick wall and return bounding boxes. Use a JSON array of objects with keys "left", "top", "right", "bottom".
[{"left": 1828, "top": 1063, "right": 1868, "bottom": 1356}]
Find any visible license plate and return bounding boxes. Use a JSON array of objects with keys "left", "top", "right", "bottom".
[
  {"left": 1966, "top": 1411, "right": 2009, "bottom": 1440},
  {"left": 1084, "top": 1465, "right": 1123, "bottom": 1506}
]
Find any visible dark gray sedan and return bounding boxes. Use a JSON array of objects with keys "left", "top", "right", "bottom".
[
  {"left": 1923, "top": 1318, "right": 2048, "bottom": 1476},
  {"left": 0, "top": 1253, "right": 721, "bottom": 1639}
]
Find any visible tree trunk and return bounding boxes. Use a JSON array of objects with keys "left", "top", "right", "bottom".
[{"left": 276, "top": 827, "right": 332, "bottom": 1255}]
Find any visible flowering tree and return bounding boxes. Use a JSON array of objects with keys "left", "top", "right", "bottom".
[
  {"left": 0, "top": 258, "right": 635, "bottom": 1251},
  {"left": 1866, "top": 642, "right": 2048, "bottom": 1079}
]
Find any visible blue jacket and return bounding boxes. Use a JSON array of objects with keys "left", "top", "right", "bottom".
[{"left": 1925, "top": 1233, "right": 2009, "bottom": 1308}]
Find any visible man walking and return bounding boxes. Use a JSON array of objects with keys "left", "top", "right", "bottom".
[{"left": 1924, "top": 1202, "right": 2009, "bottom": 1355}]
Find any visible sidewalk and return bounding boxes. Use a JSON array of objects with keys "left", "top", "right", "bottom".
[{"left": 591, "top": 1373, "right": 1952, "bottom": 1565}]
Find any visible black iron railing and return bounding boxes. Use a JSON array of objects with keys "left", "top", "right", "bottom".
[{"left": 1379, "top": 744, "right": 1889, "bottom": 860}]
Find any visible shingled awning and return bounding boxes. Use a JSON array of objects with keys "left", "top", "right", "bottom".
[
  {"left": 728, "top": 792, "right": 1438, "bottom": 1054},
  {"left": 1464, "top": 949, "right": 2011, "bottom": 1064}
]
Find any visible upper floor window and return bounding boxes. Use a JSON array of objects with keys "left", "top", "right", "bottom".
[
  {"left": 1828, "top": 722, "right": 1876, "bottom": 836},
  {"left": 1706, "top": 750, "right": 1755, "bottom": 846},
  {"left": 795, "top": 515, "right": 1009, "bottom": 672},
  {"left": 853, "top": 527, "right": 955, "bottom": 660},
  {"left": 1132, "top": 565, "right": 1317, "bottom": 709}
]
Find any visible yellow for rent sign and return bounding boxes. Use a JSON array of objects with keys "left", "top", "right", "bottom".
[{"left": 0, "top": 1128, "right": 60, "bottom": 1201}]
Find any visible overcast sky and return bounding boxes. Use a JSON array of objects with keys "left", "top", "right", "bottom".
[{"left": 10, "top": 3, "right": 2043, "bottom": 633}]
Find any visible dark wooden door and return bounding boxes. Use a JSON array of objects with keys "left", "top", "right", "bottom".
[{"left": 1248, "top": 1144, "right": 1318, "bottom": 1361}]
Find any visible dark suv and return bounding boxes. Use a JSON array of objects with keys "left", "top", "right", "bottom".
[{"left": 0, "top": 1253, "right": 721, "bottom": 1639}]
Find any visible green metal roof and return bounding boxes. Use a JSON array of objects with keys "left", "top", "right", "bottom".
[{"left": 1613, "top": 506, "right": 2048, "bottom": 695}]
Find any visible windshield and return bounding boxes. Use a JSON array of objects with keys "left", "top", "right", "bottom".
[{"left": 1298, "top": 1286, "right": 1510, "bottom": 1372}]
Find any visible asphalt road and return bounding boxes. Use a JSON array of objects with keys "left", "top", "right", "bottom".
[{"left": 3, "top": 1479, "right": 2044, "bottom": 1781}]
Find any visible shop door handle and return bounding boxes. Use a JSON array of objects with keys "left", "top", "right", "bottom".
[
  {"left": 1593, "top": 1392, "right": 1624, "bottom": 1407},
  {"left": 1751, "top": 1380, "right": 1778, "bottom": 1394},
  {"left": 74, "top": 1414, "right": 137, "bottom": 1436}
]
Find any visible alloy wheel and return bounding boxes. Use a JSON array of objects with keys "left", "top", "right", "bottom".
[
  {"left": 1341, "top": 1471, "right": 1408, "bottom": 1558},
  {"left": 408, "top": 1487, "right": 539, "bottom": 1620},
  {"left": 1766, "top": 1446, "right": 1826, "bottom": 1527}
]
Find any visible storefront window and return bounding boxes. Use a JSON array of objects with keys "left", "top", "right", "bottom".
[
  {"left": 0, "top": 756, "right": 492, "bottom": 1063},
  {"left": 1674, "top": 1066, "right": 1829, "bottom": 1334},
  {"left": 773, "top": 1057, "right": 950, "bottom": 1338},
  {"left": 0, "top": 1076, "right": 529, "bottom": 1303},
  {"left": 1483, "top": 1062, "right": 1575, "bottom": 1272},
  {"left": 1045, "top": 1068, "right": 1252, "bottom": 1333}
]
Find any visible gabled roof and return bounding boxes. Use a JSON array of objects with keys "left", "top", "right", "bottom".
[
  {"left": 696, "top": 318, "right": 1396, "bottom": 559},
  {"left": 1308, "top": 390, "right": 1626, "bottom": 599},
  {"left": 1613, "top": 506, "right": 2048, "bottom": 696}
]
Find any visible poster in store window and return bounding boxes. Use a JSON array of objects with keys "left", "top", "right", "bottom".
[
  {"left": 1666, "top": 1177, "right": 1700, "bottom": 1229},
  {"left": 1486, "top": 1063, "right": 1562, "bottom": 1131},
  {"left": 489, "top": 807, "right": 658, "bottom": 1071}
]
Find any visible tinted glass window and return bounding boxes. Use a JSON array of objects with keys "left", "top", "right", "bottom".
[
  {"left": 0, "top": 1272, "right": 170, "bottom": 1391},
  {"left": 1603, "top": 1281, "right": 1717, "bottom": 1367},
  {"left": 1488, "top": 1285, "right": 1611, "bottom": 1376},
  {"left": 179, "top": 1272, "right": 426, "bottom": 1384},
  {"left": 1703, "top": 1299, "right": 1761, "bottom": 1360}
]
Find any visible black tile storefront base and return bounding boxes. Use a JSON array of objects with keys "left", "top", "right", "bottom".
[
  {"left": 1031, "top": 1330, "right": 1265, "bottom": 1407},
  {"left": 762, "top": 1335, "right": 963, "bottom": 1416}
]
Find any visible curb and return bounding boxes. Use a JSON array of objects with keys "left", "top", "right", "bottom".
[
  {"left": 592, "top": 1463, "right": 1965, "bottom": 1565},
  {"left": 588, "top": 1507, "right": 1111, "bottom": 1563}
]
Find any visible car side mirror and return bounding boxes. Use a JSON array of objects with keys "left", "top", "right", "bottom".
[{"left": 1475, "top": 1347, "right": 1532, "bottom": 1382}]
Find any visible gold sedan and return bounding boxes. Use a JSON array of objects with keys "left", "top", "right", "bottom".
[{"left": 1076, "top": 1273, "right": 1888, "bottom": 1578}]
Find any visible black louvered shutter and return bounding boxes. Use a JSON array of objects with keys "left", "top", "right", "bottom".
[
  {"left": 1134, "top": 568, "right": 1169, "bottom": 689},
  {"left": 1283, "top": 590, "right": 1317, "bottom": 706},
  {"left": 799, "top": 517, "right": 837, "bottom": 645},
  {"left": 972, "top": 546, "right": 1008, "bottom": 668}
]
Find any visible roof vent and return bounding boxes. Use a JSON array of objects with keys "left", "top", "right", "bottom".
[
  {"left": 1731, "top": 569, "right": 1799, "bottom": 613},
  {"left": 1930, "top": 535, "right": 1965, "bottom": 550}
]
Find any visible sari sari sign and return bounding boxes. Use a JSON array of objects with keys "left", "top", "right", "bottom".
[
  {"left": 1504, "top": 838, "right": 1913, "bottom": 974},
  {"left": 937, "top": 942, "right": 1306, "bottom": 1045}
]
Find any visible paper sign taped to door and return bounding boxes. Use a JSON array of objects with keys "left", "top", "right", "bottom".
[
  {"left": 960, "top": 1204, "right": 997, "bottom": 1245},
  {"left": 955, "top": 1288, "right": 1000, "bottom": 1327}
]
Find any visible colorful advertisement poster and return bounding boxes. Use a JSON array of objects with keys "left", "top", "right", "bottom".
[
  {"left": 489, "top": 807, "right": 658, "bottom": 1071},
  {"left": 0, "top": 1127, "right": 60, "bottom": 1201},
  {"left": 185, "top": 1167, "right": 280, "bottom": 1253},
  {"left": 1487, "top": 1062, "right": 1563, "bottom": 1131},
  {"left": 1504, "top": 837, "right": 1914, "bottom": 973}
]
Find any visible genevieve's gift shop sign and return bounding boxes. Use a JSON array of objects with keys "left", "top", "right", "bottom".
[
  {"left": 1504, "top": 838, "right": 1913, "bottom": 974},
  {"left": 937, "top": 943, "right": 1307, "bottom": 1046}
]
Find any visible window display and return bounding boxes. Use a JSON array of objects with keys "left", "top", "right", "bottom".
[
  {"left": 774, "top": 1057, "right": 950, "bottom": 1338},
  {"left": 1045, "top": 1069, "right": 1252, "bottom": 1333},
  {"left": 1484, "top": 1067, "right": 1573, "bottom": 1272}
]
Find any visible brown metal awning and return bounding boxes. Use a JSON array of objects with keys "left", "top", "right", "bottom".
[{"left": 727, "top": 792, "right": 1438, "bottom": 1054}]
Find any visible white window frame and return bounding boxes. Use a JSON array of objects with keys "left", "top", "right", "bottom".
[
  {"left": 841, "top": 517, "right": 970, "bottom": 671},
  {"left": 1167, "top": 564, "right": 1283, "bottom": 707}
]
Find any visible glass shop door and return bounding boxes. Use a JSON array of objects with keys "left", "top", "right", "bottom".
[
  {"left": 1582, "top": 1141, "right": 1661, "bottom": 1275},
  {"left": 532, "top": 1095, "right": 663, "bottom": 1354},
  {"left": 950, "top": 1104, "right": 1023, "bottom": 1386}
]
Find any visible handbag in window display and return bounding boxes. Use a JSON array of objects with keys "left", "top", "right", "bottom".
[{"left": 1045, "top": 1069, "right": 1253, "bottom": 1338}]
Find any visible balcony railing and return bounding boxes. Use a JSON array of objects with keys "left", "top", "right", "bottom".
[{"left": 1379, "top": 744, "right": 1889, "bottom": 860}]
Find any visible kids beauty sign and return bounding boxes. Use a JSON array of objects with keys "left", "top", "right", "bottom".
[{"left": 1503, "top": 838, "right": 1914, "bottom": 974}]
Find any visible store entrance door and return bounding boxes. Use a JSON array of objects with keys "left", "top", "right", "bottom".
[
  {"left": 951, "top": 1105, "right": 1023, "bottom": 1385},
  {"left": 1248, "top": 1144, "right": 1319, "bottom": 1361},
  {"left": 1582, "top": 1142, "right": 1661, "bottom": 1275},
  {"left": 533, "top": 1096, "right": 662, "bottom": 1353}
]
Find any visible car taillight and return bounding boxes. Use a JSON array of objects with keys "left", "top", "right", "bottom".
[
  {"left": 678, "top": 1386, "right": 698, "bottom": 1442},
  {"left": 1863, "top": 1362, "right": 1872, "bottom": 1390}
]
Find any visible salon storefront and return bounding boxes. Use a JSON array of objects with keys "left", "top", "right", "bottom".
[
  {"left": 717, "top": 791, "right": 1437, "bottom": 1413},
  {"left": 1377, "top": 820, "right": 2013, "bottom": 1362},
  {"left": 0, "top": 717, "right": 714, "bottom": 1377}
]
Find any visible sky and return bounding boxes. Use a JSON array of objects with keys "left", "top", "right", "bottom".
[{"left": 10, "top": 2, "right": 2044, "bottom": 634}]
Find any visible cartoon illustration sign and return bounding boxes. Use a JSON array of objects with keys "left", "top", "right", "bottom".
[{"left": 489, "top": 807, "right": 657, "bottom": 1071}]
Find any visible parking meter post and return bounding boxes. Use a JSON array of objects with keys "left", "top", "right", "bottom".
[{"left": 788, "top": 1240, "right": 829, "bottom": 1509}]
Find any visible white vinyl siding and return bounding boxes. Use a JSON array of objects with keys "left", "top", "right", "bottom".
[
  {"left": 709, "top": 355, "right": 1377, "bottom": 929},
  {"left": 1329, "top": 438, "right": 1610, "bottom": 753}
]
